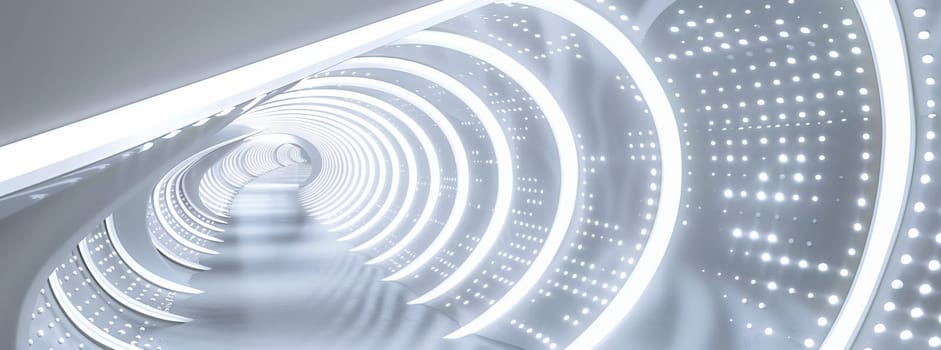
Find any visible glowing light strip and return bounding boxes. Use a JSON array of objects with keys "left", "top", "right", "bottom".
[
  {"left": 258, "top": 109, "right": 399, "bottom": 231},
  {"left": 105, "top": 216, "right": 203, "bottom": 294},
  {"left": 199, "top": 168, "right": 232, "bottom": 217},
  {"left": 275, "top": 85, "right": 437, "bottom": 253},
  {"left": 244, "top": 112, "right": 380, "bottom": 219},
  {"left": 304, "top": 71, "right": 470, "bottom": 267},
  {"left": 78, "top": 238, "right": 192, "bottom": 322},
  {"left": 277, "top": 92, "right": 415, "bottom": 239},
  {"left": 298, "top": 69, "right": 513, "bottom": 305},
  {"left": 151, "top": 181, "right": 220, "bottom": 255},
  {"left": 282, "top": 116, "right": 365, "bottom": 215},
  {"left": 151, "top": 231, "right": 212, "bottom": 271},
  {"left": 820, "top": 1, "right": 914, "bottom": 349},
  {"left": 248, "top": 98, "right": 384, "bottom": 219},
  {"left": 276, "top": 109, "right": 387, "bottom": 226},
  {"left": 398, "top": 30, "right": 579, "bottom": 339},
  {"left": 203, "top": 167, "right": 234, "bottom": 213},
  {"left": 163, "top": 170, "right": 224, "bottom": 243},
  {"left": 302, "top": 117, "right": 372, "bottom": 218},
  {"left": 245, "top": 103, "right": 394, "bottom": 226},
  {"left": 48, "top": 269, "right": 142, "bottom": 350},
  {"left": 173, "top": 165, "right": 226, "bottom": 231},
  {"left": 293, "top": 93, "right": 440, "bottom": 253},
  {"left": 244, "top": 120, "right": 351, "bottom": 207},
  {"left": 300, "top": 134, "right": 347, "bottom": 207},
  {"left": 0, "top": 0, "right": 490, "bottom": 198}
]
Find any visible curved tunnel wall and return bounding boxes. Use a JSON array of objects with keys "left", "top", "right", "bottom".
[{"left": 1, "top": 0, "right": 939, "bottom": 349}]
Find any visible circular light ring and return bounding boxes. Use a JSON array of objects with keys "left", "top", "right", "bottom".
[
  {"left": 820, "top": 0, "right": 915, "bottom": 348},
  {"left": 146, "top": 135, "right": 262, "bottom": 249},
  {"left": 241, "top": 102, "right": 406, "bottom": 234},
  {"left": 170, "top": 166, "right": 225, "bottom": 232},
  {"left": 294, "top": 132, "right": 349, "bottom": 208},
  {"left": 162, "top": 156, "right": 228, "bottom": 231},
  {"left": 241, "top": 110, "right": 393, "bottom": 223},
  {"left": 438, "top": 1, "right": 683, "bottom": 346},
  {"left": 104, "top": 215, "right": 204, "bottom": 294},
  {"left": 262, "top": 89, "right": 426, "bottom": 243},
  {"left": 241, "top": 121, "right": 356, "bottom": 192},
  {"left": 162, "top": 166, "right": 222, "bottom": 241},
  {"left": 291, "top": 91, "right": 441, "bottom": 253},
  {"left": 162, "top": 173, "right": 220, "bottom": 243},
  {"left": 247, "top": 112, "right": 383, "bottom": 222},
  {"left": 286, "top": 105, "right": 412, "bottom": 231},
  {"left": 246, "top": 101, "right": 400, "bottom": 223},
  {"left": 150, "top": 175, "right": 219, "bottom": 255},
  {"left": 161, "top": 161, "right": 222, "bottom": 236},
  {"left": 267, "top": 107, "right": 403, "bottom": 229},
  {"left": 294, "top": 74, "right": 514, "bottom": 304},
  {"left": 281, "top": 106, "right": 393, "bottom": 226},
  {"left": 262, "top": 113, "right": 374, "bottom": 217},
  {"left": 197, "top": 167, "right": 231, "bottom": 217},
  {"left": 284, "top": 96, "right": 419, "bottom": 241},
  {"left": 394, "top": 30, "right": 580, "bottom": 338},
  {"left": 268, "top": 88, "right": 463, "bottom": 241},
  {"left": 287, "top": 101, "right": 413, "bottom": 239},
  {"left": 285, "top": 82, "right": 470, "bottom": 267},
  {"left": 239, "top": 119, "right": 367, "bottom": 210}
]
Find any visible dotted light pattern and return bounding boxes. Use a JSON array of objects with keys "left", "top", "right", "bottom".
[
  {"left": 853, "top": 1, "right": 941, "bottom": 349},
  {"left": 343, "top": 46, "right": 565, "bottom": 322},
  {"left": 42, "top": 243, "right": 174, "bottom": 349},
  {"left": 409, "top": 4, "right": 661, "bottom": 348},
  {"left": 23, "top": 132, "right": 311, "bottom": 348},
  {"left": 634, "top": 0, "right": 882, "bottom": 348}
]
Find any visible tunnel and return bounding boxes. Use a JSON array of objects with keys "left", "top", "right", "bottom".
[{"left": 0, "top": 0, "right": 936, "bottom": 349}]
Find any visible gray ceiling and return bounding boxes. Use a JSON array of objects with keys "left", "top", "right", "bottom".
[{"left": 0, "top": 0, "right": 436, "bottom": 146}]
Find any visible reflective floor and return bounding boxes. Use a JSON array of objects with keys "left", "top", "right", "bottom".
[{"left": 146, "top": 166, "right": 515, "bottom": 349}]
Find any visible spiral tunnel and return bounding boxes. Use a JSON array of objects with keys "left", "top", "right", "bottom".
[{"left": 0, "top": 0, "right": 938, "bottom": 349}]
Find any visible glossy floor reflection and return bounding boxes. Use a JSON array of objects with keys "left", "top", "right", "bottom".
[{"left": 147, "top": 166, "right": 516, "bottom": 349}]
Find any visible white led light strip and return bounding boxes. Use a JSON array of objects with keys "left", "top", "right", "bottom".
[
  {"left": 396, "top": 30, "right": 580, "bottom": 340},
  {"left": 298, "top": 77, "right": 513, "bottom": 305},
  {"left": 242, "top": 111, "right": 384, "bottom": 221},
  {"left": 48, "top": 269, "right": 143, "bottom": 350},
  {"left": 282, "top": 86, "right": 436, "bottom": 252},
  {"left": 248, "top": 101, "right": 396, "bottom": 228},
  {"left": 77, "top": 238, "right": 193, "bottom": 323},
  {"left": 244, "top": 106, "right": 388, "bottom": 223},
  {"left": 239, "top": 102, "right": 405, "bottom": 231},
  {"left": 105, "top": 215, "right": 204, "bottom": 294},
  {"left": 469, "top": 0, "right": 683, "bottom": 347},
  {"left": 820, "top": 0, "right": 914, "bottom": 349},
  {"left": 292, "top": 78, "right": 469, "bottom": 266}
]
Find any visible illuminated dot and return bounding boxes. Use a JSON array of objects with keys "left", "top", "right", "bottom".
[
  {"left": 892, "top": 280, "right": 904, "bottom": 289},
  {"left": 920, "top": 284, "right": 933, "bottom": 295},
  {"left": 884, "top": 302, "right": 896, "bottom": 311}
]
